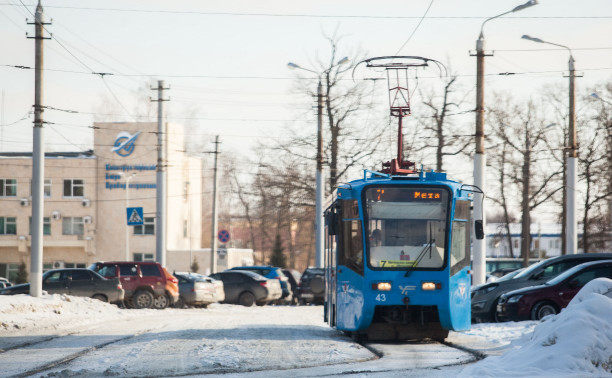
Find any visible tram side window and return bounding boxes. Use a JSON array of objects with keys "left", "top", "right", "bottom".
[
  {"left": 339, "top": 219, "right": 364, "bottom": 276},
  {"left": 450, "top": 220, "right": 471, "bottom": 275}
]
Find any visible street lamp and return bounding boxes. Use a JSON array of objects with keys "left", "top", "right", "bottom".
[
  {"left": 287, "top": 57, "right": 349, "bottom": 268},
  {"left": 522, "top": 35, "right": 577, "bottom": 255},
  {"left": 471, "top": 0, "right": 538, "bottom": 286},
  {"left": 119, "top": 172, "right": 136, "bottom": 260}
]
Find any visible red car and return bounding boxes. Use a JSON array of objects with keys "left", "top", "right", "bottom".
[
  {"left": 497, "top": 259, "right": 612, "bottom": 321},
  {"left": 89, "top": 261, "right": 179, "bottom": 309}
]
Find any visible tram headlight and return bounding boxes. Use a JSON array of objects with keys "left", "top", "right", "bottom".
[
  {"left": 421, "top": 282, "right": 441, "bottom": 291},
  {"left": 372, "top": 282, "right": 392, "bottom": 291}
]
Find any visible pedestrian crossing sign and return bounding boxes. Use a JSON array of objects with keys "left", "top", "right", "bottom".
[{"left": 127, "top": 207, "right": 144, "bottom": 226}]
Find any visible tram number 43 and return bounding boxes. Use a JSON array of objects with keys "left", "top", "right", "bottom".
[{"left": 375, "top": 294, "right": 387, "bottom": 302}]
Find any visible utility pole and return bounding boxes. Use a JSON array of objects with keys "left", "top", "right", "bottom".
[
  {"left": 469, "top": 0, "right": 538, "bottom": 285},
  {"left": 210, "top": 136, "right": 220, "bottom": 274},
  {"left": 315, "top": 80, "right": 324, "bottom": 268},
  {"left": 471, "top": 34, "right": 491, "bottom": 286},
  {"left": 151, "top": 80, "right": 169, "bottom": 266},
  {"left": 567, "top": 55, "right": 578, "bottom": 254},
  {"left": 521, "top": 35, "right": 579, "bottom": 254},
  {"left": 29, "top": 1, "right": 50, "bottom": 297}
]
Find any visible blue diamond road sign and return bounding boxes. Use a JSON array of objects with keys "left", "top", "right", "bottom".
[{"left": 127, "top": 207, "right": 144, "bottom": 226}]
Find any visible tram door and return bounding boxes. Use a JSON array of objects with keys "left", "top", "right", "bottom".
[{"left": 324, "top": 202, "right": 340, "bottom": 327}]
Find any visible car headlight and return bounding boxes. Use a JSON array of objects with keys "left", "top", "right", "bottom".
[{"left": 507, "top": 295, "right": 523, "bottom": 303}]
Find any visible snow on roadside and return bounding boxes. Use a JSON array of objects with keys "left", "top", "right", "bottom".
[
  {"left": 0, "top": 293, "right": 129, "bottom": 335},
  {"left": 459, "top": 278, "right": 612, "bottom": 377}
]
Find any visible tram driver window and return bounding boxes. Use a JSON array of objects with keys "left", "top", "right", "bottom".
[
  {"left": 339, "top": 219, "right": 364, "bottom": 275},
  {"left": 365, "top": 187, "right": 448, "bottom": 269}
]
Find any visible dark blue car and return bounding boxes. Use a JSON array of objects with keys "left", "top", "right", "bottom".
[{"left": 228, "top": 266, "right": 291, "bottom": 302}]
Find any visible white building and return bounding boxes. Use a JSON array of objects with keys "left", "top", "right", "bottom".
[
  {"left": 0, "top": 122, "right": 204, "bottom": 281},
  {"left": 486, "top": 223, "right": 584, "bottom": 258}
]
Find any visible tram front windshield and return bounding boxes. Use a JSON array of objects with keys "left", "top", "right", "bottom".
[{"left": 364, "top": 187, "right": 448, "bottom": 269}]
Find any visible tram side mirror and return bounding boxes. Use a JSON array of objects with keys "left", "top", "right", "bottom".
[
  {"left": 475, "top": 220, "right": 484, "bottom": 240},
  {"left": 325, "top": 210, "right": 338, "bottom": 236}
]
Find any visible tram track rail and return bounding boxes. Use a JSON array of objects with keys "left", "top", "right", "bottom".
[{"left": 10, "top": 333, "right": 142, "bottom": 378}]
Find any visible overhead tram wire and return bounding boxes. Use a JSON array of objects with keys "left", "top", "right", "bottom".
[
  {"left": 1, "top": 4, "right": 610, "bottom": 19},
  {"left": 4, "top": 63, "right": 611, "bottom": 81},
  {"left": 394, "top": 0, "right": 434, "bottom": 56}
]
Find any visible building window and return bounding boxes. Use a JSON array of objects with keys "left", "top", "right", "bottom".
[
  {"left": 7, "top": 263, "right": 20, "bottom": 282},
  {"left": 62, "top": 217, "right": 84, "bottom": 235},
  {"left": 29, "top": 217, "right": 51, "bottom": 235},
  {"left": 63, "top": 179, "right": 84, "bottom": 197},
  {"left": 31, "top": 179, "right": 52, "bottom": 197},
  {"left": 134, "top": 253, "right": 154, "bottom": 262},
  {"left": 0, "top": 179, "right": 17, "bottom": 197},
  {"left": 183, "top": 220, "right": 188, "bottom": 238},
  {"left": 514, "top": 239, "right": 519, "bottom": 249},
  {"left": 0, "top": 217, "right": 17, "bottom": 235},
  {"left": 0, "top": 263, "right": 21, "bottom": 282},
  {"left": 134, "top": 217, "right": 155, "bottom": 235}
]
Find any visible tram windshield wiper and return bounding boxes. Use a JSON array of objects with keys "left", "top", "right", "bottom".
[{"left": 405, "top": 223, "right": 435, "bottom": 277}]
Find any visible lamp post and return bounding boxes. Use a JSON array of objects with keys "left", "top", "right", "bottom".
[
  {"left": 522, "top": 35, "right": 577, "bottom": 255},
  {"left": 471, "top": 0, "right": 538, "bottom": 286},
  {"left": 120, "top": 172, "right": 135, "bottom": 260},
  {"left": 287, "top": 57, "right": 349, "bottom": 268}
]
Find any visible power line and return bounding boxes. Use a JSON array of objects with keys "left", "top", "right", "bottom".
[
  {"left": 395, "top": 0, "right": 434, "bottom": 55},
  {"left": 1, "top": 4, "right": 610, "bottom": 19},
  {"left": 4, "top": 63, "right": 612, "bottom": 80}
]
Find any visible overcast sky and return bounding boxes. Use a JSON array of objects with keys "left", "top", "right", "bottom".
[{"left": 1, "top": 0, "right": 611, "bottom": 165}]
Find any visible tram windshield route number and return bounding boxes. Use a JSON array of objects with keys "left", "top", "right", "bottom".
[
  {"left": 380, "top": 260, "right": 416, "bottom": 268},
  {"left": 373, "top": 188, "right": 443, "bottom": 202}
]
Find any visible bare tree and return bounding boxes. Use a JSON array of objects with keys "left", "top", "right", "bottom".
[
  {"left": 490, "top": 97, "right": 563, "bottom": 266},
  {"left": 488, "top": 139, "right": 518, "bottom": 257},
  {"left": 418, "top": 73, "right": 472, "bottom": 172},
  {"left": 578, "top": 125, "right": 610, "bottom": 252},
  {"left": 287, "top": 34, "right": 387, "bottom": 193},
  {"left": 588, "top": 82, "right": 612, "bottom": 251}
]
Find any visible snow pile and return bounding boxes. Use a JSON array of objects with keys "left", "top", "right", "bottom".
[
  {"left": 0, "top": 293, "right": 127, "bottom": 335},
  {"left": 460, "top": 278, "right": 612, "bottom": 377}
]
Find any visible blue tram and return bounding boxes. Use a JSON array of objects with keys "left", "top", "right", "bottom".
[{"left": 323, "top": 56, "right": 483, "bottom": 341}]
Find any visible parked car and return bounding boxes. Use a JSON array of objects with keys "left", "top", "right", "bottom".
[
  {"left": 490, "top": 267, "right": 521, "bottom": 278},
  {"left": 0, "top": 277, "right": 12, "bottom": 289},
  {"left": 497, "top": 260, "right": 612, "bottom": 321},
  {"left": 471, "top": 253, "right": 612, "bottom": 323},
  {"left": 298, "top": 267, "right": 325, "bottom": 305},
  {"left": 0, "top": 268, "right": 124, "bottom": 304},
  {"left": 282, "top": 269, "right": 301, "bottom": 305},
  {"left": 173, "top": 272, "right": 225, "bottom": 308},
  {"left": 209, "top": 270, "right": 282, "bottom": 307},
  {"left": 89, "top": 261, "right": 179, "bottom": 309},
  {"left": 229, "top": 266, "right": 291, "bottom": 302}
]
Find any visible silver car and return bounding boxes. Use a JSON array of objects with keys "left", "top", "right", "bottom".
[{"left": 173, "top": 272, "right": 225, "bottom": 308}]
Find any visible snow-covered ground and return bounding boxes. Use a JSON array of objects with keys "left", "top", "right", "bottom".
[{"left": 1, "top": 278, "right": 611, "bottom": 377}]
